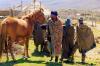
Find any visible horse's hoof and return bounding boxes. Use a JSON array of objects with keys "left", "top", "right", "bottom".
[
  {"left": 27, "top": 56, "right": 30, "bottom": 58},
  {"left": 22, "top": 56, "right": 29, "bottom": 60},
  {"left": 25, "top": 58, "right": 27, "bottom": 60},
  {"left": 24, "top": 57, "right": 28, "bottom": 61},
  {"left": 22, "top": 56, "right": 25, "bottom": 59},
  {"left": 81, "top": 61, "right": 86, "bottom": 64}
]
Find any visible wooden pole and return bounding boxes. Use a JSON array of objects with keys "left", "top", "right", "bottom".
[
  {"left": 10, "top": 8, "right": 13, "bottom": 17},
  {"left": 94, "top": 11, "right": 96, "bottom": 27},
  {"left": 21, "top": 0, "right": 23, "bottom": 11},
  {"left": 92, "top": 11, "right": 94, "bottom": 27},
  {"left": 40, "top": 0, "right": 41, "bottom": 8},
  {"left": 33, "top": 0, "right": 36, "bottom": 10}
]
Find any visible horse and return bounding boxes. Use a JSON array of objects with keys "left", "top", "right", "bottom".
[
  {"left": 0, "top": 8, "right": 46, "bottom": 62},
  {"left": 40, "top": 24, "right": 50, "bottom": 56},
  {"left": 32, "top": 23, "right": 50, "bottom": 56},
  {"left": 32, "top": 21, "right": 44, "bottom": 52}
]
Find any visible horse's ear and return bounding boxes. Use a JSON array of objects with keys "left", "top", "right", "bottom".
[
  {"left": 22, "top": 15, "right": 29, "bottom": 20},
  {"left": 40, "top": 8, "right": 44, "bottom": 12}
]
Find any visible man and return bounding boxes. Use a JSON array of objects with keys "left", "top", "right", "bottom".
[
  {"left": 61, "top": 18, "right": 75, "bottom": 63},
  {"left": 72, "top": 17, "right": 96, "bottom": 63},
  {"left": 47, "top": 11, "right": 63, "bottom": 62}
]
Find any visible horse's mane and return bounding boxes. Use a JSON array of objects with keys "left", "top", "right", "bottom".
[
  {"left": 6, "top": 16, "right": 16, "bottom": 20},
  {"left": 21, "top": 9, "right": 43, "bottom": 20}
]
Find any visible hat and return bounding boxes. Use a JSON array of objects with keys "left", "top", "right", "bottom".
[
  {"left": 51, "top": 11, "right": 58, "bottom": 16},
  {"left": 65, "top": 18, "right": 72, "bottom": 27},
  {"left": 79, "top": 17, "right": 84, "bottom": 24}
]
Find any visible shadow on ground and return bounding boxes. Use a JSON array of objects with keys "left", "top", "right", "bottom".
[
  {"left": 0, "top": 50, "right": 96, "bottom": 66},
  {"left": 32, "top": 50, "right": 44, "bottom": 57},
  {"left": 0, "top": 59, "right": 96, "bottom": 66},
  {"left": 0, "top": 58, "right": 45, "bottom": 66},
  {"left": 0, "top": 58, "right": 63, "bottom": 66},
  {"left": 76, "top": 62, "right": 96, "bottom": 66},
  {"left": 32, "top": 50, "right": 50, "bottom": 57},
  {"left": 46, "top": 62, "right": 62, "bottom": 66}
]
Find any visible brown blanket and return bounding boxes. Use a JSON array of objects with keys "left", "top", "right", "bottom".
[{"left": 76, "top": 25, "right": 96, "bottom": 53}]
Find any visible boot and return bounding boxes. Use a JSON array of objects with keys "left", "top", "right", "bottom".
[{"left": 55, "top": 56, "right": 58, "bottom": 62}]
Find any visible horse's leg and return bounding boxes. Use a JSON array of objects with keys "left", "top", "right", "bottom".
[
  {"left": 8, "top": 38, "right": 16, "bottom": 62},
  {"left": 34, "top": 41, "right": 39, "bottom": 51},
  {"left": 40, "top": 41, "right": 44, "bottom": 52},
  {"left": 9, "top": 44, "right": 16, "bottom": 62},
  {"left": 81, "top": 52, "right": 86, "bottom": 64},
  {"left": 35, "top": 43, "right": 39, "bottom": 51},
  {"left": 5, "top": 40, "right": 9, "bottom": 62},
  {"left": 36, "top": 45, "right": 39, "bottom": 51},
  {"left": 24, "top": 37, "right": 29, "bottom": 59}
]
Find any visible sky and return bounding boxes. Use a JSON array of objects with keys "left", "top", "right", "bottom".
[
  {"left": 0, "top": 0, "right": 100, "bottom": 10},
  {"left": 0, "top": 0, "right": 31, "bottom": 9},
  {"left": 40, "top": 0, "right": 100, "bottom": 10}
]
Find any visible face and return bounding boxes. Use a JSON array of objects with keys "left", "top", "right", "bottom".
[
  {"left": 79, "top": 20, "right": 83, "bottom": 25},
  {"left": 51, "top": 15, "right": 57, "bottom": 21}
]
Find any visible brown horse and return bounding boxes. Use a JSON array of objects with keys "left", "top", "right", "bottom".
[{"left": 0, "top": 9, "right": 46, "bottom": 62}]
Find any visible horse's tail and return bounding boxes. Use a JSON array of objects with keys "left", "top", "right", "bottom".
[{"left": 0, "top": 23, "right": 7, "bottom": 59}]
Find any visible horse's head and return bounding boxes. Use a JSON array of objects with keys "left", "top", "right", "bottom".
[
  {"left": 22, "top": 8, "right": 46, "bottom": 24},
  {"left": 32, "top": 8, "right": 46, "bottom": 24}
]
